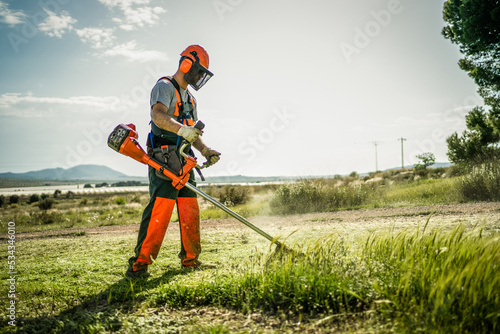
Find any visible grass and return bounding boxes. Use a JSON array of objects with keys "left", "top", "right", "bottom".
[
  {"left": 459, "top": 161, "right": 500, "bottom": 201},
  {"left": 269, "top": 177, "right": 464, "bottom": 215},
  {"left": 1, "top": 216, "right": 498, "bottom": 333},
  {"left": 379, "top": 177, "right": 462, "bottom": 206}
]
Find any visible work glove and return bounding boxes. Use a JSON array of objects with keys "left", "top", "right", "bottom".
[
  {"left": 201, "top": 147, "right": 221, "bottom": 166},
  {"left": 177, "top": 125, "right": 202, "bottom": 143}
]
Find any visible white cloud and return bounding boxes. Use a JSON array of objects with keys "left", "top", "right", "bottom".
[
  {"left": 0, "top": 92, "right": 122, "bottom": 117},
  {"left": 102, "top": 40, "right": 167, "bottom": 62},
  {"left": 38, "top": 9, "right": 77, "bottom": 38},
  {"left": 0, "top": 1, "right": 26, "bottom": 26},
  {"left": 76, "top": 27, "right": 115, "bottom": 49},
  {"left": 99, "top": 0, "right": 166, "bottom": 31}
]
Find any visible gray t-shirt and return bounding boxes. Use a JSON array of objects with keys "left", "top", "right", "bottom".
[{"left": 150, "top": 78, "right": 198, "bottom": 122}]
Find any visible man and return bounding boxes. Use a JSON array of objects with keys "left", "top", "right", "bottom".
[{"left": 126, "top": 45, "right": 221, "bottom": 279}]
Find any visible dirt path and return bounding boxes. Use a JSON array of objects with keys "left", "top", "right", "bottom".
[{"left": 16, "top": 202, "right": 500, "bottom": 240}]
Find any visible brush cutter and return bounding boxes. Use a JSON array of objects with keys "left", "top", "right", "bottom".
[{"left": 107, "top": 122, "right": 291, "bottom": 252}]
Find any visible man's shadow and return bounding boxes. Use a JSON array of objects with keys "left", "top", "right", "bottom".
[{"left": 18, "top": 267, "right": 193, "bottom": 333}]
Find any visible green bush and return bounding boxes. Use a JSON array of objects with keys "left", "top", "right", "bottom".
[
  {"left": 9, "top": 195, "right": 20, "bottom": 204},
  {"left": 38, "top": 198, "right": 54, "bottom": 210},
  {"left": 459, "top": 160, "right": 500, "bottom": 201},
  {"left": 270, "top": 179, "right": 372, "bottom": 215},
  {"left": 29, "top": 194, "right": 40, "bottom": 204},
  {"left": 115, "top": 197, "right": 126, "bottom": 205},
  {"left": 33, "top": 211, "right": 63, "bottom": 225},
  {"left": 0, "top": 195, "right": 4, "bottom": 207}
]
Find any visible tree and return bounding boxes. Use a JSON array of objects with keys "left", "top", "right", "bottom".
[
  {"left": 442, "top": 0, "right": 500, "bottom": 163},
  {"left": 414, "top": 152, "right": 436, "bottom": 170},
  {"left": 447, "top": 107, "right": 500, "bottom": 163}
]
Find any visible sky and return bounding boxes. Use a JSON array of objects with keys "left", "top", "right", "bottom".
[{"left": 0, "top": 0, "right": 482, "bottom": 178}]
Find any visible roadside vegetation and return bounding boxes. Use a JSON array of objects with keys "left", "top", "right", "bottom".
[
  {"left": 0, "top": 160, "right": 499, "bottom": 332},
  {"left": 1, "top": 160, "right": 499, "bottom": 233},
  {"left": 270, "top": 159, "right": 500, "bottom": 215}
]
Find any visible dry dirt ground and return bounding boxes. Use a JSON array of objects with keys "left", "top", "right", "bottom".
[{"left": 17, "top": 202, "right": 500, "bottom": 241}]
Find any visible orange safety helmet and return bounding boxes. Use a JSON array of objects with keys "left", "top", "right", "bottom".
[{"left": 179, "top": 45, "right": 213, "bottom": 91}]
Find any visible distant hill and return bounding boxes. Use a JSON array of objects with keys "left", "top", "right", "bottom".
[{"left": 0, "top": 165, "right": 138, "bottom": 181}]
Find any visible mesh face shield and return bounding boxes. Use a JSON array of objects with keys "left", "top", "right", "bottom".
[{"left": 184, "top": 60, "right": 213, "bottom": 91}]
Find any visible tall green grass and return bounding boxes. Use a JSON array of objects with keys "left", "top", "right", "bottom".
[
  {"left": 269, "top": 177, "right": 464, "bottom": 215},
  {"left": 458, "top": 160, "right": 500, "bottom": 201},
  {"left": 5, "top": 222, "right": 499, "bottom": 333},
  {"left": 269, "top": 179, "right": 372, "bottom": 214},
  {"left": 150, "top": 223, "right": 499, "bottom": 333}
]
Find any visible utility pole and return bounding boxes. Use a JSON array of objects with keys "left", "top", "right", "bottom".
[
  {"left": 398, "top": 137, "right": 407, "bottom": 169},
  {"left": 373, "top": 141, "right": 379, "bottom": 172}
]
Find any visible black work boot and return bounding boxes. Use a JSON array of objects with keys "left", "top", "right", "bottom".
[{"left": 125, "top": 268, "right": 150, "bottom": 279}]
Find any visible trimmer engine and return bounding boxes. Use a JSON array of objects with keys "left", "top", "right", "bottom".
[{"left": 107, "top": 124, "right": 138, "bottom": 152}]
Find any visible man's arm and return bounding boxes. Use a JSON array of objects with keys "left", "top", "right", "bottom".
[
  {"left": 192, "top": 136, "right": 208, "bottom": 152},
  {"left": 151, "top": 102, "right": 201, "bottom": 143},
  {"left": 151, "top": 102, "right": 182, "bottom": 133}
]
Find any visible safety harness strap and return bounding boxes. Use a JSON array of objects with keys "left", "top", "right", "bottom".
[{"left": 157, "top": 76, "right": 195, "bottom": 119}]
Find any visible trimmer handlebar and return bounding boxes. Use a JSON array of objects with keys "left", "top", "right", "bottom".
[{"left": 179, "top": 120, "right": 210, "bottom": 169}]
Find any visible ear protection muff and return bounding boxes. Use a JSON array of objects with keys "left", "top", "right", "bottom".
[{"left": 179, "top": 57, "right": 193, "bottom": 73}]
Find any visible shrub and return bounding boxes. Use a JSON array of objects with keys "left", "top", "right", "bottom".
[
  {"left": 40, "top": 193, "right": 49, "bottom": 200},
  {"left": 131, "top": 193, "right": 143, "bottom": 204},
  {"left": 84, "top": 184, "right": 93, "bottom": 188},
  {"left": 9, "top": 195, "right": 20, "bottom": 204},
  {"left": 80, "top": 198, "right": 88, "bottom": 206},
  {"left": 53, "top": 189, "right": 62, "bottom": 198},
  {"left": 33, "top": 211, "right": 63, "bottom": 225},
  {"left": 28, "top": 194, "right": 40, "bottom": 204},
  {"left": 38, "top": 198, "right": 54, "bottom": 210},
  {"left": 0, "top": 195, "right": 4, "bottom": 207},
  {"left": 115, "top": 197, "right": 126, "bottom": 205},
  {"left": 458, "top": 160, "right": 500, "bottom": 201},
  {"left": 211, "top": 185, "right": 250, "bottom": 206},
  {"left": 270, "top": 179, "right": 372, "bottom": 215}
]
